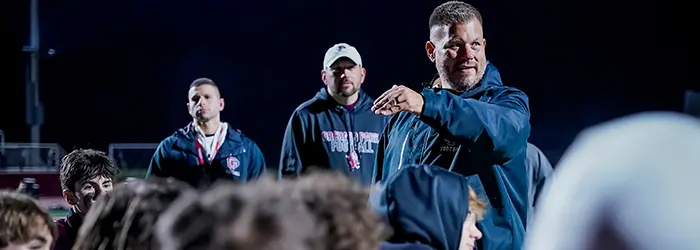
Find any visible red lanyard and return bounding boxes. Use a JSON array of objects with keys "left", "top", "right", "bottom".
[{"left": 195, "top": 131, "right": 226, "bottom": 165}]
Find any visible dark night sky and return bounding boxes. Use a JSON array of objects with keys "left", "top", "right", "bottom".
[{"left": 3, "top": 0, "right": 697, "bottom": 166}]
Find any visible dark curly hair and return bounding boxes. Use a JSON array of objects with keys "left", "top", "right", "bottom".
[
  {"left": 59, "top": 149, "right": 120, "bottom": 191},
  {"left": 291, "top": 171, "right": 391, "bottom": 250},
  {"left": 72, "top": 177, "right": 192, "bottom": 250},
  {"left": 156, "top": 177, "right": 323, "bottom": 250}
]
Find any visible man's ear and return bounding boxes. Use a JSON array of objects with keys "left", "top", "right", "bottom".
[
  {"left": 360, "top": 67, "right": 367, "bottom": 83},
  {"left": 321, "top": 70, "right": 329, "bottom": 86},
  {"left": 63, "top": 189, "right": 78, "bottom": 206},
  {"left": 219, "top": 98, "right": 225, "bottom": 111},
  {"left": 425, "top": 41, "right": 436, "bottom": 63}
]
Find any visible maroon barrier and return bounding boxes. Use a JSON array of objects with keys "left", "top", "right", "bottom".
[{"left": 0, "top": 173, "right": 62, "bottom": 196}]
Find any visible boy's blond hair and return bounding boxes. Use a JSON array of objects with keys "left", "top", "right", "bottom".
[{"left": 468, "top": 186, "right": 487, "bottom": 221}]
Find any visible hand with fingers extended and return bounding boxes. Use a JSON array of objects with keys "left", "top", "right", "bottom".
[{"left": 371, "top": 85, "right": 424, "bottom": 116}]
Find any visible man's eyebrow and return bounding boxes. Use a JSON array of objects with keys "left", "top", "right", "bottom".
[{"left": 445, "top": 36, "right": 465, "bottom": 45}]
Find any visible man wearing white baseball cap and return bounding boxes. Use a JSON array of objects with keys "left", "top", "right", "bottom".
[{"left": 279, "top": 43, "right": 388, "bottom": 184}]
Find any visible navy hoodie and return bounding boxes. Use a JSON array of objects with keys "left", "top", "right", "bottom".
[
  {"left": 371, "top": 164, "right": 471, "bottom": 250},
  {"left": 279, "top": 88, "right": 388, "bottom": 184},
  {"left": 375, "top": 62, "right": 530, "bottom": 250},
  {"left": 147, "top": 123, "right": 266, "bottom": 188}
]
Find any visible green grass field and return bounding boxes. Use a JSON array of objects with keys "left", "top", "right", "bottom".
[
  {"left": 49, "top": 209, "right": 69, "bottom": 218},
  {"left": 117, "top": 169, "right": 149, "bottom": 181}
]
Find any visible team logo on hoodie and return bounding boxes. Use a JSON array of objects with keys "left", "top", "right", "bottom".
[{"left": 226, "top": 156, "right": 240, "bottom": 176}]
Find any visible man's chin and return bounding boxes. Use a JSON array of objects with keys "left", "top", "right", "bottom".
[
  {"left": 447, "top": 76, "right": 480, "bottom": 89},
  {"left": 340, "top": 89, "right": 358, "bottom": 97},
  {"left": 195, "top": 115, "right": 211, "bottom": 122}
]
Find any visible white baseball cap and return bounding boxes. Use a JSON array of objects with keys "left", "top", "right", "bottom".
[{"left": 323, "top": 43, "right": 363, "bottom": 69}]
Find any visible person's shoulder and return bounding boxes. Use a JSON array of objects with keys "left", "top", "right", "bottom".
[
  {"left": 228, "top": 128, "right": 260, "bottom": 148},
  {"left": 159, "top": 125, "right": 191, "bottom": 146},
  {"left": 156, "top": 134, "right": 179, "bottom": 151},
  {"left": 292, "top": 98, "right": 326, "bottom": 118},
  {"left": 54, "top": 217, "right": 68, "bottom": 228},
  {"left": 53, "top": 218, "right": 70, "bottom": 240},
  {"left": 484, "top": 83, "right": 527, "bottom": 98}
]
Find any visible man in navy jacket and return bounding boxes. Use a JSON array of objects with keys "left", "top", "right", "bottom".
[
  {"left": 372, "top": 2, "right": 531, "bottom": 249},
  {"left": 279, "top": 43, "right": 388, "bottom": 184},
  {"left": 147, "top": 78, "right": 266, "bottom": 188}
]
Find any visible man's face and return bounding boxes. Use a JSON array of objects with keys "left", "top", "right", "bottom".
[
  {"left": 426, "top": 18, "right": 487, "bottom": 91},
  {"left": 322, "top": 58, "right": 366, "bottom": 97},
  {"left": 188, "top": 84, "right": 224, "bottom": 121},
  {"left": 1, "top": 219, "right": 54, "bottom": 250},
  {"left": 66, "top": 176, "right": 114, "bottom": 214},
  {"left": 458, "top": 213, "right": 483, "bottom": 250}
]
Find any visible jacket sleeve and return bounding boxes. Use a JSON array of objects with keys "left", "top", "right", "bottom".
[
  {"left": 146, "top": 140, "right": 169, "bottom": 179},
  {"left": 419, "top": 88, "right": 531, "bottom": 161},
  {"left": 247, "top": 140, "right": 267, "bottom": 180},
  {"left": 279, "top": 112, "right": 305, "bottom": 179}
]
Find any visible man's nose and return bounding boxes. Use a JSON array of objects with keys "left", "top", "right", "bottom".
[
  {"left": 472, "top": 227, "right": 483, "bottom": 240},
  {"left": 457, "top": 45, "right": 475, "bottom": 61}
]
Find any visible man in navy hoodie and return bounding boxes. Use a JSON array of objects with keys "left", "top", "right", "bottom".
[
  {"left": 147, "top": 78, "right": 266, "bottom": 188},
  {"left": 372, "top": 2, "right": 531, "bottom": 249},
  {"left": 279, "top": 43, "right": 388, "bottom": 184}
]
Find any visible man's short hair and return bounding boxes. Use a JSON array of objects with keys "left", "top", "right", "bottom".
[
  {"left": 292, "top": 171, "right": 391, "bottom": 250},
  {"left": 156, "top": 177, "right": 323, "bottom": 250},
  {"left": 72, "top": 178, "right": 192, "bottom": 250},
  {"left": 429, "top": 1, "right": 483, "bottom": 30},
  {"left": 0, "top": 190, "right": 57, "bottom": 248},
  {"left": 59, "top": 149, "right": 120, "bottom": 191},
  {"left": 189, "top": 77, "right": 222, "bottom": 98},
  {"left": 189, "top": 77, "right": 218, "bottom": 89}
]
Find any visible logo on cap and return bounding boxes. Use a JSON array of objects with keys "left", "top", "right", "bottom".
[{"left": 337, "top": 45, "right": 346, "bottom": 51}]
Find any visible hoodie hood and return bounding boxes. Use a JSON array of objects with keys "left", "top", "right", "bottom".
[
  {"left": 313, "top": 87, "right": 373, "bottom": 112},
  {"left": 371, "top": 164, "right": 470, "bottom": 250}
]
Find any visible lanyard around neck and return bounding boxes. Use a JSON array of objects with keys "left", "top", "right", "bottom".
[{"left": 194, "top": 125, "right": 226, "bottom": 165}]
